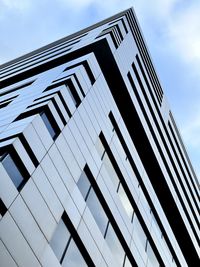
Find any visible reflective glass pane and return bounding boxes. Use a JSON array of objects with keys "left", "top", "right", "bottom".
[
  {"left": 86, "top": 188, "right": 108, "bottom": 236},
  {"left": 105, "top": 223, "right": 125, "bottom": 266},
  {"left": 103, "top": 153, "right": 119, "bottom": 190},
  {"left": 146, "top": 241, "right": 159, "bottom": 267},
  {"left": 50, "top": 219, "right": 70, "bottom": 261},
  {"left": 118, "top": 184, "right": 134, "bottom": 220},
  {"left": 2, "top": 154, "right": 24, "bottom": 189},
  {"left": 41, "top": 112, "right": 56, "bottom": 139},
  {"left": 95, "top": 138, "right": 105, "bottom": 159},
  {"left": 151, "top": 211, "right": 162, "bottom": 238},
  {"left": 139, "top": 190, "right": 150, "bottom": 214},
  {"left": 162, "top": 236, "right": 173, "bottom": 262},
  {"left": 124, "top": 255, "right": 132, "bottom": 267},
  {"left": 77, "top": 171, "right": 91, "bottom": 200},
  {"left": 172, "top": 258, "right": 177, "bottom": 266},
  {"left": 133, "top": 215, "right": 147, "bottom": 250},
  {"left": 62, "top": 239, "right": 87, "bottom": 267}
]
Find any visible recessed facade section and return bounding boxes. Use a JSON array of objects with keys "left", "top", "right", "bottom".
[{"left": 1, "top": 153, "right": 25, "bottom": 190}]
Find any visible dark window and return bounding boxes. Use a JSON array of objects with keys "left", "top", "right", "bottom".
[
  {"left": 50, "top": 217, "right": 87, "bottom": 266},
  {"left": 0, "top": 199, "right": 7, "bottom": 219},
  {"left": 64, "top": 61, "right": 95, "bottom": 85},
  {"left": 1, "top": 153, "right": 25, "bottom": 189},
  {"left": 40, "top": 111, "right": 56, "bottom": 139},
  {"left": 67, "top": 85, "right": 78, "bottom": 106}
]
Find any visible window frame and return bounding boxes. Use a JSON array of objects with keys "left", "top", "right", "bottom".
[
  {"left": 50, "top": 212, "right": 95, "bottom": 267},
  {"left": 1, "top": 150, "right": 28, "bottom": 191}
]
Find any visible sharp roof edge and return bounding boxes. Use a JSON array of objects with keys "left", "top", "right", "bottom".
[{"left": 0, "top": 7, "right": 132, "bottom": 70}]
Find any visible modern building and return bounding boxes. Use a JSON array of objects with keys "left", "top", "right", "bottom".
[{"left": 0, "top": 7, "right": 199, "bottom": 267}]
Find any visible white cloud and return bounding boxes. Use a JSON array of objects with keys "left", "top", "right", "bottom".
[
  {"left": 132, "top": 1, "right": 200, "bottom": 71},
  {"left": 0, "top": 0, "right": 31, "bottom": 11},
  {"left": 181, "top": 113, "right": 200, "bottom": 180},
  {"left": 58, "top": 0, "right": 93, "bottom": 8},
  {"left": 134, "top": 0, "right": 179, "bottom": 19},
  {"left": 57, "top": 0, "right": 138, "bottom": 18},
  {"left": 182, "top": 107, "right": 200, "bottom": 148},
  {"left": 166, "top": 3, "right": 200, "bottom": 65}
]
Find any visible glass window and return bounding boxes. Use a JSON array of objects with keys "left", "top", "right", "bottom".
[
  {"left": 86, "top": 188, "right": 108, "bottom": 236},
  {"left": 118, "top": 183, "right": 134, "bottom": 220},
  {"left": 162, "top": 235, "right": 173, "bottom": 262},
  {"left": 102, "top": 152, "right": 119, "bottom": 190},
  {"left": 50, "top": 217, "right": 88, "bottom": 266},
  {"left": 40, "top": 111, "right": 56, "bottom": 139},
  {"left": 2, "top": 154, "right": 25, "bottom": 189},
  {"left": 172, "top": 258, "right": 177, "bottom": 266},
  {"left": 50, "top": 218, "right": 70, "bottom": 261},
  {"left": 133, "top": 215, "right": 147, "bottom": 250},
  {"left": 95, "top": 138, "right": 105, "bottom": 159},
  {"left": 105, "top": 223, "right": 125, "bottom": 266},
  {"left": 62, "top": 239, "right": 87, "bottom": 267},
  {"left": 146, "top": 241, "right": 159, "bottom": 267},
  {"left": 139, "top": 190, "right": 150, "bottom": 214},
  {"left": 77, "top": 171, "right": 91, "bottom": 200},
  {"left": 124, "top": 255, "right": 132, "bottom": 267},
  {"left": 150, "top": 210, "right": 162, "bottom": 238}
]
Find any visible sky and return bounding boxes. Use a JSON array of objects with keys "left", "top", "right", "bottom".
[{"left": 0, "top": 0, "right": 199, "bottom": 180}]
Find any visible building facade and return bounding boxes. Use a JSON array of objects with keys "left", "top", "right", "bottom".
[{"left": 0, "top": 7, "right": 199, "bottom": 267}]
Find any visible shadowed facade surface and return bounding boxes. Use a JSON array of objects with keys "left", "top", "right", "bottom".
[{"left": 0, "top": 7, "right": 199, "bottom": 267}]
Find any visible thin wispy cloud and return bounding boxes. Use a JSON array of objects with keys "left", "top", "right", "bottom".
[
  {"left": 183, "top": 113, "right": 200, "bottom": 148},
  {"left": 135, "top": 1, "right": 200, "bottom": 66},
  {"left": 0, "top": 0, "right": 31, "bottom": 12},
  {"left": 167, "top": 4, "right": 200, "bottom": 64}
]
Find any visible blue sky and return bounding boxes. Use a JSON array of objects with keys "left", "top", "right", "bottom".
[{"left": 0, "top": 0, "right": 199, "bottom": 179}]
